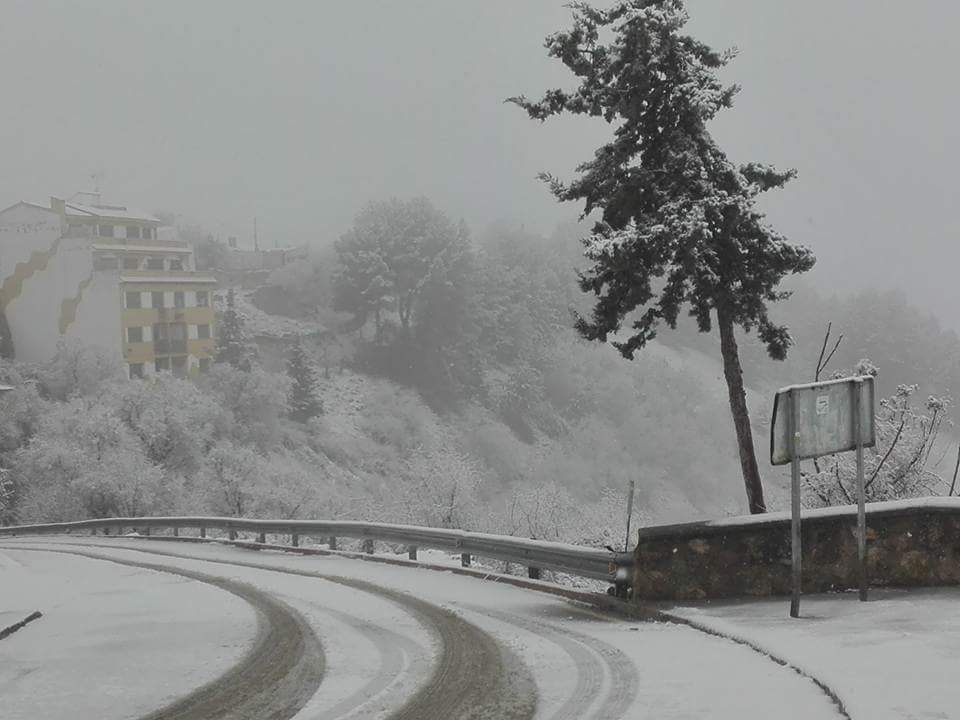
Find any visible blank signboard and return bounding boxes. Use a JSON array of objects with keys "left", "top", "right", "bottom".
[{"left": 770, "top": 376, "right": 876, "bottom": 465}]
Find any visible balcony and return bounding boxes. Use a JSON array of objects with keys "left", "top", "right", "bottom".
[{"left": 154, "top": 339, "right": 187, "bottom": 355}]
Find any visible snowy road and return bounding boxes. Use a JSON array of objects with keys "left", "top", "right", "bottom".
[{"left": 1, "top": 537, "right": 842, "bottom": 719}]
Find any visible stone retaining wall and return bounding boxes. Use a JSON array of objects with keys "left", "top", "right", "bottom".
[{"left": 632, "top": 498, "right": 960, "bottom": 601}]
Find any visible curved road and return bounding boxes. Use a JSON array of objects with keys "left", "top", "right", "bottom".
[{"left": 0, "top": 537, "right": 845, "bottom": 719}]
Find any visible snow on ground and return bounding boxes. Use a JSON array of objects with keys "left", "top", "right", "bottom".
[
  {"left": 0, "top": 548, "right": 255, "bottom": 720},
  {"left": 2, "top": 537, "right": 843, "bottom": 719},
  {"left": 672, "top": 588, "right": 960, "bottom": 719}
]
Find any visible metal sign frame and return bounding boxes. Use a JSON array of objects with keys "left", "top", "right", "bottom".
[{"left": 770, "top": 375, "right": 875, "bottom": 618}]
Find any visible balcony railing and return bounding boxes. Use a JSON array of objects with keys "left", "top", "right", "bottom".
[{"left": 154, "top": 339, "right": 187, "bottom": 355}]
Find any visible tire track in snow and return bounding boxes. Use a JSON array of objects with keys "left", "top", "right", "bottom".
[
  {"left": 2, "top": 546, "right": 324, "bottom": 720},
  {"left": 4, "top": 539, "right": 537, "bottom": 720},
  {"left": 292, "top": 599, "right": 428, "bottom": 720},
  {"left": 463, "top": 605, "right": 638, "bottom": 720}
]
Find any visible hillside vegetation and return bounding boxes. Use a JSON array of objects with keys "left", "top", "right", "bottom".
[{"left": 2, "top": 202, "right": 955, "bottom": 542}]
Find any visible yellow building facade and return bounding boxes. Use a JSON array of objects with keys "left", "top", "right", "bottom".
[{"left": 0, "top": 193, "right": 217, "bottom": 378}]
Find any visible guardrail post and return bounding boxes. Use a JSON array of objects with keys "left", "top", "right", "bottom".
[
  {"left": 229, "top": 529, "right": 237, "bottom": 541},
  {"left": 292, "top": 533, "right": 299, "bottom": 547},
  {"left": 143, "top": 527, "right": 150, "bottom": 537},
  {"left": 200, "top": 527, "right": 206, "bottom": 539},
  {"left": 116, "top": 525, "right": 123, "bottom": 536},
  {"left": 257, "top": 532, "right": 266, "bottom": 544},
  {"left": 328, "top": 536, "right": 337, "bottom": 550},
  {"left": 461, "top": 552, "right": 471, "bottom": 567},
  {"left": 363, "top": 538, "right": 374, "bottom": 555},
  {"left": 408, "top": 545, "right": 417, "bottom": 560},
  {"left": 90, "top": 528, "right": 97, "bottom": 536},
  {"left": 528, "top": 567, "right": 541, "bottom": 580},
  {"left": 173, "top": 527, "right": 179, "bottom": 537}
]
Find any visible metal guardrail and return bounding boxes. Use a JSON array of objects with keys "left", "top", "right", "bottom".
[{"left": 0, "top": 516, "right": 634, "bottom": 589}]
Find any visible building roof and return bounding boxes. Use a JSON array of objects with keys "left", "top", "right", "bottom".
[
  {"left": 92, "top": 244, "right": 193, "bottom": 254},
  {"left": 121, "top": 275, "right": 218, "bottom": 285},
  {"left": 65, "top": 202, "right": 161, "bottom": 223}
]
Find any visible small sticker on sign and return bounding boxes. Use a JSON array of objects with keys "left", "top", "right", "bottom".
[{"left": 816, "top": 395, "right": 830, "bottom": 415}]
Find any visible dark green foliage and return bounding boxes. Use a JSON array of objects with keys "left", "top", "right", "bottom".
[
  {"left": 286, "top": 342, "right": 322, "bottom": 422},
  {"left": 0, "top": 309, "right": 13, "bottom": 360},
  {"left": 511, "top": 1, "right": 816, "bottom": 513},
  {"left": 509, "top": 1, "right": 814, "bottom": 358}
]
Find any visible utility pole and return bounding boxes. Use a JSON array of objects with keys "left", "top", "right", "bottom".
[{"left": 253, "top": 216, "right": 259, "bottom": 252}]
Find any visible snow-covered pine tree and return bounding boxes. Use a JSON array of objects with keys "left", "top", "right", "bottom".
[
  {"left": 215, "top": 288, "right": 256, "bottom": 371},
  {"left": 510, "top": 1, "right": 816, "bottom": 514},
  {"left": 0, "top": 309, "right": 14, "bottom": 359},
  {"left": 286, "top": 341, "right": 322, "bottom": 422}
]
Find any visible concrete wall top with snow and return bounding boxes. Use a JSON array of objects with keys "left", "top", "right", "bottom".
[{"left": 631, "top": 497, "right": 960, "bottom": 602}]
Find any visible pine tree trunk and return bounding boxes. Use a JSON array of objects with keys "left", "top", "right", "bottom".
[{"left": 717, "top": 305, "right": 767, "bottom": 514}]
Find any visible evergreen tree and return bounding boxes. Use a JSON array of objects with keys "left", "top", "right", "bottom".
[
  {"left": 0, "top": 309, "right": 14, "bottom": 360},
  {"left": 511, "top": 1, "right": 815, "bottom": 513},
  {"left": 216, "top": 288, "right": 256, "bottom": 371},
  {"left": 286, "top": 341, "right": 322, "bottom": 422}
]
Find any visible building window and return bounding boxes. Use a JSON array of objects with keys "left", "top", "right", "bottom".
[
  {"left": 154, "top": 357, "right": 170, "bottom": 372},
  {"left": 67, "top": 223, "right": 84, "bottom": 236},
  {"left": 198, "top": 358, "right": 211, "bottom": 372},
  {"left": 151, "top": 291, "right": 164, "bottom": 309},
  {"left": 94, "top": 255, "right": 118, "bottom": 270},
  {"left": 197, "top": 323, "right": 211, "bottom": 339},
  {"left": 127, "top": 327, "right": 143, "bottom": 343},
  {"left": 174, "top": 291, "right": 185, "bottom": 308},
  {"left": 129, "top": 362, "right": 144, "bottom": 379},
  {"left": 125, "top": 291, "right": 141, "bottom": 309},
  {"left": 142, "top": 227, "right": 154, "bottom": 240},
  {"left": 171, "top": 356, "right": 187, "bottom": 377},
  {"left": 98, "top": 224, "right": 114, "bottom": 238},
  {"left": 169, "top": 258, "right": 183, "bottom": 271},
  {"left": 123, "top": 257, "right": 140, "bottom": 270},
  {"left": 127, "top": 226, "right": 141, "bottom": 240},
  {"left": 170, "top": 322, "right": 187, "bottom": 341},
  {"left": 196, "top": 291, "right": 209, "bottom": 307},
  {"left": 146, "top": 257, "right": 164, "bottom": 270}
]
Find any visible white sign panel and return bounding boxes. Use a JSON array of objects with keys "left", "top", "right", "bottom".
[{"left": 770, "top": 376, "right": 876, "bottom": 465}]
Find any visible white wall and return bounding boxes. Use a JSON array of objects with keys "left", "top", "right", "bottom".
[{"left": 66, "top": 274, "right": 122, "bottom": 359}]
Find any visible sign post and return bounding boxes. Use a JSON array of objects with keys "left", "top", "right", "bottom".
[
  {"left": 853, "top": 379, "right": 867, "bottom": 601},
  {"left": 789, "top": 389, "right": 802, "bottom": 618},
  {"left": 624, "top": 478, "right": 636, "bottom": 552},
  {"left": 771, "top": 376, "right": 876, "bottom": 618}
]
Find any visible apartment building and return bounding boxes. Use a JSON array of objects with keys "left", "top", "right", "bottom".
[{"left": 0, "top": 193, "right": 217, "bottom": 378}]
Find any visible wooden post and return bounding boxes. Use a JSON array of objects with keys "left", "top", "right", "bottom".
[
  {"left": 229, "top": 529, "right": 237, "bottom": 541},
  {"left": 363, "top": 538, "right": 374, "bottom": 555},
  {"left": 292, "top": 533, "right": 299, "bottom": 548},
  {"left": 143, "top": 526, "right": 150, "bottom": 537},
  {"left": 408, "top": 545, "right": 417, "bottom": 561},
  {"left": 173, "top": 527, "right": 179, "bottom": 537},
  {"left": 790, "top": 388, "right": 802, "bottom": 619},
  {"left": 91, "top": 528, "right": 97, "bottom": 536},
  {"left": 200, "top": 527, "right": 206, "bottom": 539},
  {"left": 257, "top": 532, "right": 266, "bottom": 544},
  {"left": 328, "top": 536, "right": 337, "bottom": 550},
  {"left": 461, "top": 552, "right": 471, "bottom": 568},
  {"left": 528, "top": 567, "right": 541, "bottom": 580},
  {"left": 854, "top": 379, "right": 868, "bottom": 601}
]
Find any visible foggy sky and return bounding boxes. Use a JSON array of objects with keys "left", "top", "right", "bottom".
[{"left": 3, "top": 2, "right": 959, "bottom": 327}]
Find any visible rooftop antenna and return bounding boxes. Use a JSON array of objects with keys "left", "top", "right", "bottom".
[{"left": 89, "top": 170, "right": 103, "bottom": 204}]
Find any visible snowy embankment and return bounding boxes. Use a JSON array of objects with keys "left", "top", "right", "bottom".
[
  {"left": 0, "top": 548, "right": 256, "bottom": 720},
  {"left": 672, "top": 588, "right": 960, "bottom": 719}
]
